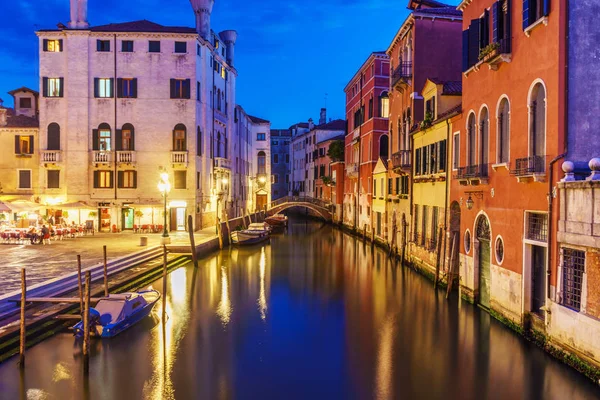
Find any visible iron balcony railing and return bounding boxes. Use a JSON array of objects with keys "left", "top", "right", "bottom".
[
  {"left": 391, "top": 62, "right": 412, "bottom": 87},
  {"left": 456, "top": 164, "right": 489, "bottom": 180},
  {"left": 392, "top": 150, "right": 411, "bottom": 169},
  {"left": 511, "top": 155, "right": 545, "bottom": 176},
  {"left": 41, "top": 150, "right": 61, "bottom": 163},
  {"left": 214, "top": 157, "right": 231, "bottom": 170}
]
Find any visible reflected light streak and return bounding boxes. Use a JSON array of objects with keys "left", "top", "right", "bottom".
[
  {"left": 216, "top": 266, "right": 232, "bottom": 325},
  {"left": 51, "top": 362, "right": 73, "bottom": 383},
  {"left": 375, "top": 315, "right": 395, "bottom": 400},
  {"left": 258, "top": 247, "right": 268, "bottom": 321}
]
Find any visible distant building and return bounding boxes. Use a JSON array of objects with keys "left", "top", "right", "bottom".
[
  {"left": 343, "top": 51, "right": 390, "bottom": 231},
  {"left": 0, "top": 88, "right": 40, "bottom": 210},
  {"left": 270, "top": 128, "right": 291, "bottom": 200},
  {"left": 314, "top": 134, "right": 345, "bottom": 203}
]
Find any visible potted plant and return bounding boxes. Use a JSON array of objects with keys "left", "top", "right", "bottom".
[
  {"left": 420, "top": 111, "right": 433, "bottom": 130},
  {"left": 135, "top": 210, "right": 144, "bottom": 225},
  {"left": 479, "top": 42, "right": 500, "bottom": 62}
]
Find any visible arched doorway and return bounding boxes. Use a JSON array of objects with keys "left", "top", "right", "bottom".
[
  {"left": 476, "top": 215, "right": 491, "bottom": 308},
  {"left": 379, "top": 134, "right": 389, "bottom": 159}
]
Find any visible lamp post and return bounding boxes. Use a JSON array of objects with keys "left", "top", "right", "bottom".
[{"left": 158, "top": 172, "right": 171, "bottom": 244}]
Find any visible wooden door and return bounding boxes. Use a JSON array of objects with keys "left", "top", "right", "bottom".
[
  {"left": 256, "top": 194, "right": 267, "bottom": 212},
  {"left": 532, "top": 245, "right": 546, "bottom": 316}
]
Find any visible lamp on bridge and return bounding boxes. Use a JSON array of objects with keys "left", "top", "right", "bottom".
[{"left": 158, "top": 172, "right": 171, "bottom": 244}]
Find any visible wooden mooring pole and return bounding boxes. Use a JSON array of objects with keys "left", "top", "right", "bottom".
[
  {"left": 83, "top": 271, "right": 91, "bottom": 374},
  {"left": 216, "top": 217, "right": 223, "bottom": 249},
  {"left": 162, "top": 245, "right": 167, "bottom": 319},
  {"left": 77, "top": 255, "right": 83, "bottom": 313},
  {"left": 224, "top": 212, "right": 231, "bottom": 246},
  {"left": 434, "top": 227, "right": 443, "bottom": 289},
  {"left": 19, "top": 268, "right": 26, "bottom": 368},
  {"left": 103, "top": 245, "right": 108, "bottom": 297},
  {"left": 187, "top": 215, "right": 199, "bottom": 269},
  {"left": 446, "top": 233, "right": 457, "bottom": 299}
]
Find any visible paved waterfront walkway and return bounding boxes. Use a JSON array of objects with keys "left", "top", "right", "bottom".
[{"left": 0, "top": 227, "right": 217, "bottom": 296}]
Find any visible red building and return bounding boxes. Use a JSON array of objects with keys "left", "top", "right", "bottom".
[
  {"left": 453, "top": 0, "right": 566, "bottom": 329},
  {"left": 343, "top": 52, "right": 390, "bottom": 231},
  {"left": 314, "top": 134, "right": 345, "bottom": 204}
]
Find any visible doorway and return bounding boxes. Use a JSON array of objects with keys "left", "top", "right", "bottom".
[
  {"left": 476, "top": 215, "right": 491, "bottom": 309},
  {"left": 121, "top": 207, "right": 134, "bottom": 230},
  {"left": 256, "top": 194, "right": 267, "bottom": 212},
  {"left": 531, "top": 245, "right": 546, "bottom": 316},
  {"left": 169, "top": 208, "right": 186, "bottom": 231}
]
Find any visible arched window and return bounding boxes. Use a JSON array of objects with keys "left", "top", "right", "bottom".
[
  {"left": 497, "top": 98, "right": 510, "bottom": 163},
  {"left": 530, "top": 83, "right": 546, "bottom": 160},
  {"left": 118, "top": 123, "right": 135, "bottom": 151},
  {"left": 379, "top": 92, "right": 389, "bottom": 118},
  {"left": 173, "top": 123, "right": 187, "bottom": 151},
  {"left": 379, "top": 134, "right": 389, "bottom": 159},
  {"left": 257, "top": 151, "right": 266, "bottom": 175},
  {"left": 93, "top": 123, "right": 111, "bottom": 151},
  {"left": 479, "top": 107, "right": 489, "bottom": 166},
  {"left": 47, "top": 123, "right": 60, "bottom": 150},
  {"left": 467, "top": 113, "right": 476, "bottom": 166},
  {"left": 196, "top": 126, "right": 202, "bottom": 156}
]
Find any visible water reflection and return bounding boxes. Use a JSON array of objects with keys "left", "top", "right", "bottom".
[{"left": 0, "top": 219, "right": 599, "bottom": 400}]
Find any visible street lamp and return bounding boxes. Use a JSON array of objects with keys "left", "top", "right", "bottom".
[{"left": 157, "top": 172, "right": 171, "bottom": 244}]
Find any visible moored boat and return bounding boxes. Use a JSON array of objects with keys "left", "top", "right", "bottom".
[
  {"left": 231, "top": 223, "right": 271, "bottom": 245},
  {"left": 72, "top": 289, "right": 160, "bottom": 338},
  {"left": 265, "top": 214, "right": 288, "bottom": 227}
]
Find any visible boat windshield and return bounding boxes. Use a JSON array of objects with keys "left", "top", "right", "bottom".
[{"left": 94, "top": 300, "right": 125, "bottom": 325}]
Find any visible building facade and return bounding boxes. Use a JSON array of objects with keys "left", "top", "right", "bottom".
[
  {"left": 35, "top": 0, "right": 265, "bottom": 232},
  {"left": 454, "top": 0, "right": 564, "bottom": 327},
  {"left": 343, "top": 52, "right": 390, "bottom": 231},
  {"left": 314, "top": 134, "right": 345, "bottom": 203},
  {"left": 386, "top": 0, "right": 462, "bottom": 256},
  {"left": 270, "top": 128, "right": 291, "bottom": 200}
]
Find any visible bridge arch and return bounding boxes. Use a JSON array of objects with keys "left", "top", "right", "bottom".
[{"left": 267, "top": 200, "right": 332, "bottom": 221}]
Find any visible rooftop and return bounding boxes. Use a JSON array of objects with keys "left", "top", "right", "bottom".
[
  {"left": 314, "top": 119, "right": 347, "bottom": 132},
  {"left": 38, "top": 20, "right": 197, "bottom": 34},
  {"left": 248, "top": 115, "right": 270, "bottom": 124},
  {"left": 0, "top": 108, "right": 39, "bottom": 128}
]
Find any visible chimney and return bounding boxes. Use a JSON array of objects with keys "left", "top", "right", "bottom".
[
  {"left": 219, "top": 30, "right": 238, "bottom": 66},
  {"left": 69, "top": 0, "right": 89, "bottom": 29},
  {"left": 0, "top": 108, "right": 7, "bottom": 127},
  {"left": 308, "top": 118, "right": 314, "bottom": 130},
  {"left": 190, "top": 0, "right": 215, "bottom": 40},
  {"left": 319, "top": 108, "right": 326, "bottom": 125}
]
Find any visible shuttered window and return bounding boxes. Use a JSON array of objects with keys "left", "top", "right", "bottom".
[
  {"left": 47, "top": 170, "right": 60, "bottom": 189},
  {"left": 117, "top": 78, "right": 137, "bottom": 98},
  {"left": 523, "top": 0, "right": 550, "bottom": 30},
  {"left": 94, "top": 78, "right": 114, "bottom": 98},
  {"left": 15, "top": 135, "right": 34, "bottom": 155},
  {"left": 174, "top": 171, "right": 186, "bottom": 189},
  {"left": 97, "top": 40, "right": 110, "bottom": 52},
  {"left": 18, "top": 170, "right": 31, "bottom": 189},
  {"left": 43, "top": 77, "right": 64, "bottom": 97},
  {"left": 170, "top": 79, "right": 191, "bottom": 99},
  {"left": 93, "top": 171, "right": 113, "bottom": 188},
  {"left": 118, "top": 170, "right": 137, "bottom": 188},
  {"left": 43, "top": 39, "right": 63, "bottom": 52}
]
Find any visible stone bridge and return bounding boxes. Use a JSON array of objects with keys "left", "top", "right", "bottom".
[{"left": 266, "top": 196, "right": 333, "bottom": 221}]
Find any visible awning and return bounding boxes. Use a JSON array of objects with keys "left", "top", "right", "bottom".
[
  {"left": 57, "top": 201, "right": 95, "bottom": 209},
  {"left": 0, "top": 201, "right": 12, "bottom": 212},
  {"left": 7, "top": 201, "right": 44, "bottom": 212}
]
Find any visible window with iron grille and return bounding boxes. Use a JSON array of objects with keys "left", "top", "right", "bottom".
[
  {"left": 526, "top": 213, "right": 548, "bottom": 242},
  {"left": 562, "top": 248, "right": 585, "bottom": 312}
]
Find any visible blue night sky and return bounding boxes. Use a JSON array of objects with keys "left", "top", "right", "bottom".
[{"left": 0, "top": 0, "right": 459, "bottom": 128}]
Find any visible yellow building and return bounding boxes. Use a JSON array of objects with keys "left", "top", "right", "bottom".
[
  {"left": 372, "top": 158, "right": 388, "bottom": 241},
  {"left": 409, "top": 79, "right": 461, "bottom": 275}
]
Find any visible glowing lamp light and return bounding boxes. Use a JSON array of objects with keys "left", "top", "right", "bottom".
[
  {"left": 258, "top": 176, "right": 266, "bottom": 184},
  {"left": 466, "top": 195, "right": 474, "bottom": 210},
  {"left": 221, "top": 177, "right": 229, "bottom": 185}
]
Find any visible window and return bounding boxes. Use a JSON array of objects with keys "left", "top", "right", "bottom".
[
  {"left": 495, "top": 236, "right": 504, "bottom": 264},
  {"left": 47, "top": 123, "right": 61, "bottom": 150},
  {"left": 174, "top": 171, "right": 186, "bottom": 189},
  {"left": 94, "top": 171, "right": 113, "bottom": 188},
  {"left": 197, "top": 172, "right": 201, "bottom": 189},
  {"left": 20, "top": 98, "right": 32, "bottom": 108},
  {"left": 497, "top": 98, "right": 510, "bottom": 163},
  {"left": 221, "top": 67, "right": 226, "bottom": 80},
  {"left": 122, "top": 40, "right": 134, "bottom": 52},
  {"left": 438, "top": 139, "right": 447, "bottom": 173},
  {"left": 562, "top": 248, "right": 585, "bottom": 312},
  {"left": 379, "top": 134, "right": 389, "bottom": 159},
  {"left": 479, "top": 107, "right": 489, "bottom": 166},
  {"left": 117, "top": 78, "right": 137, "bottom": 98},
  {"left": 197, "top": 127, "right": 202, "bottom": 156},
  {"left": 530, "top": 83, "right": 546, "bottom": 160},
  {"left": 120, "top": 126, "right": 134, "bottom": 151},
  {"left": 170, "top": 79, "right": 191, "bottom": 99},
  {"left": 174, "top": 41, "right": 187, "bottom": 53},
  {"left": 99, "top": 129, "right": 111, "bottom": 151},
  {"left": 379, "top": 92, "right": 390, "bottom": 118},
  {"left": 413, "top": 205, "right": 419, "bottom": 242},
  {"left": 464, "top": 230, "right": 472, "bottom": 253},
  {"left": 43, "top": 39, "right": 62, "bottom": 52},
  {"left": 526, "top": 213, "right": 548, "bottom": 242},
  {"left": 273, "top": 174, "right": 279, "bottom": 184},
  {"left": 94, "top": 78, "right": 114, "bottom": 98},
  {"left": 285, "top": 154, "right": 289, "bottom": 163},
  {"left": 453, "top": 133, "right": 459, "bottom": 170},
  {"left": 197, "top": 82, "right": 201, "bottom": 101},
  {"left": 400, "top": 176, "right": 409, "bottom": 195},
  {"left": 368, "top": 97, "right": 373, "bottom": 119},
  {"left": 467, "top": 112, "right": 476, "bottom": 166},
  {"left": 18, "top": 170, "right": 31, "bottom": 189},
  {"left": 47, "top": 170, "right": 60, "bottom": 189},
  {"left": 421, "top": 205, "right": 428, "bottom": 246},
  {"left": 431, "top": 207, "right": 439, "bottom": 250},
  {"left": 273, "top": 154, "right": 279, "bottom": 164},
  {"left": 118, "top": 170, "right": 137, "bottom": 188},
  {"left": 426, "top": 97, "right": 436, "bottom": 119},
  {"left": 43, "top": 77, "right": 63, "bottom": 97},
  {"left": 97, "top": 40, "right": 110, "bottom": 52},
  {"left": 15, "top": 135, "right": 34, "bottom": 155},
  {"left": 258, "top": 151, "right": 266, "bottom": 174},
  {"left": 173, "top": 124, "right": 187, "bottom": 151},
  {"left": 523, "top": 0, "right": 550, "bottom": 30},
  {"left": 257, "top": 133, "right": 266, "bottom": 141},
  {"left": 149, "top": 41, "right": 161, "bottom": 53}
]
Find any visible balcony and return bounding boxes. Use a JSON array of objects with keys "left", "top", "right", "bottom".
[
  {"left": 92, "top": 151, "right": 112, "bottom": 165},
  {"left": 480, "top": 38, "right": 512, "bottom": 71},
  {"left": 455, "top": 164, "right": 489, "bottom": 185},
  {"left": 171, "top": 151, "right": 188, "bottom": 165},
  {"left": 391, "top": 62, "right": 412, "bottom": 89},
  {"left": 392, "top": 150, "right": 411, "bottom": 173},
  {"left": 346, "top": 163, "right": 359, "bottom": 178},
  {"left": 511, "top": 155, "right": 545, "bottom": 182},
  {"left": 117, "top": 151, "right": 136, "bottom": 164},
  {"left": 214, "top": 157, "right": 231, "bottom": 171},
  {"left": 41, "top": 150, "right": 62, "bottom": 164}
]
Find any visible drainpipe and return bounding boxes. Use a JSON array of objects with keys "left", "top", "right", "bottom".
[
  {"left": 443, "top": 117, "right": 451, "bottom": 272},
  {"left": 113, "top": 34, "right": 118, "bottom": 229}
]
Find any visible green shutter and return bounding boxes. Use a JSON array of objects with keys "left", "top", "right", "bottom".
[
  {"left": 15, "top": 135, "right": 20, "bottom": 154},
  {"left": 115, "top": 129, "right": 122, "bottom": 151},
  {"left": 29, "top": 136, "right": 34, "bottom": 154},
  {"left": 94, "top": 78, "right": 99, "bottom": 98},
  {"left": 118, "top": 171, "right": 124, "bottom": 188},
  {"left": 93, "top": 171, "right": 99, "bottom": 188}
]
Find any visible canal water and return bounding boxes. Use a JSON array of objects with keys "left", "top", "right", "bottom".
[{"left": 0, "top": 219, "right": 599, "bottom": 400}]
